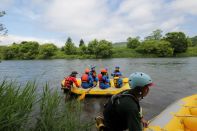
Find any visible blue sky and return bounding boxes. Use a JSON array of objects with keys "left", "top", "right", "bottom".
[{"left": 0, "top": 0, "right": 197, "bottom": 47}]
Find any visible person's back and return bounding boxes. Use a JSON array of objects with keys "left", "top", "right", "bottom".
[
  {"left": 90, "top": 66, "right": 98, "bottom": 83},
  {"left": 102, "top": 72, "right": 154, "bottom": 131},
  {"left": 64, "top": 71, "right": 80, "bottom": 89},
  {"left": 103, "top": 92, "right": 141, "bottom": 131},
  {"left": 111, "top": 66, "right": 123, "bottom": 88},
  {"left": 98, "top": 69, "right": 110, "bottom": 89},
  {"left": 81, "top": 68, "right": 94, "bottom": 89}
]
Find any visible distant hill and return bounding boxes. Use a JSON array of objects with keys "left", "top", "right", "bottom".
[{"left": 113, "top": 42, "right": 127, "bottom": 47}]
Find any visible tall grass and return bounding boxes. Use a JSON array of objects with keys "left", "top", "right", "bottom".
[
  {"left": 0, "top": 80, "right": 36, "bottom": 130},
  {"left": 0, "top": 80, "right": 92, "bottom": 131}
]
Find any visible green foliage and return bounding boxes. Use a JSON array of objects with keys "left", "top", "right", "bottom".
[
  {"left": 64, "top": 37, "right": 77, "bottom": 55},
  {"left": 38, "top": 43, "right": 57, "bottom": 59},
  {"left": 0, "top": 80, "right": 36, "bottom": 130},
  {"left": 87, "top": 39, "right": 113, "bottom": 58},
  {"left": 87, "top": 39, "right": 99, "bottom": 54},
  {"left": 127, "top": 37, "right": 140, "bottom": 49},
  {"left": 79, "top": 39, "right": 85, "bottom": 47},
  {"left": 164, "top": 32, "right": 188, "bottom": 54},
  {"left": 176, "top": 47, "right": 197, "bottom": 57},
  {"left": 0, "top": 46, "right": 15, "bottom": 59},
  {"left": 112, "top": 47, "right": 143, "bottom": 58},
  {"left": 190, "top": 36, "right": 197, "bottom": 46},
  {"left": 79, "top": 45, "right": 88, "bottom": 55},
  {"left": 0, "top": 80, "right": 92, "bottom": 131},
  {"left": 145, "top": 29, "right": 163, "bottom": 40},
  {"left": 136, "top": 40, "right": 173, "bottom": 57},
  {"left": 19, "top": 41, "right": 39, "bottom": 59}
]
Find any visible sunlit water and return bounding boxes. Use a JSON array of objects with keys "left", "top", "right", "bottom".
[{"left": 0, "top": 58, "right": 197, "bottom": 121}]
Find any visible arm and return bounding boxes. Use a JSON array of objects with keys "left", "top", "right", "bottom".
[{"left": 73, "top": 77, "right": 80, "bottom": 87}]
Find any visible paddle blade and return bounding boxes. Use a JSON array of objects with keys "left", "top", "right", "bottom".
[{"left": 78, "top": 93, "right": 86, "bottom": 101}]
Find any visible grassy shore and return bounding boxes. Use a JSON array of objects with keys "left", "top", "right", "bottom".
[{"left": 0, "top": 80, "right": 92, "bottom": 131}]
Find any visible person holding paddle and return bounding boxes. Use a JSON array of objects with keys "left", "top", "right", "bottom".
[
  {"left": 102, "top": 72, "right": 154, "bottom": 131},
  {"left": 64, "top": 71, "right": 80, "bottom": 89}
]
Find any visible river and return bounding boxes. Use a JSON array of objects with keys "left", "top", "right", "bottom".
[{"left": 0, "top": 58, "right": 196, "bottom": 121}]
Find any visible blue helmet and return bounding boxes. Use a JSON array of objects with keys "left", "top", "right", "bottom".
[
  {"left": 115, "top": 66, "right": 120, "bottom": 69},
  {"left": 129, "top": 72, "right": 153, "bottom": 89}
]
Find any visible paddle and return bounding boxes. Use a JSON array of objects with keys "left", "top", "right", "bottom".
[{"left": 78, "top": 86, "right": 94, "bottom": 101}]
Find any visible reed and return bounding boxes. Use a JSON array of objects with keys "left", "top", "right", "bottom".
[
  {"left": 0, "top": 81, "right": 92, "bottom": 131},
  {"left": 0, "top": 80, "right": 36, "bottom": 130}
]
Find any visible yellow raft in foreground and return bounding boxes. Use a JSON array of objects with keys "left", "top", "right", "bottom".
[
  {"left": 61, "top": 78, "right": 130, "bottom": 95},
  {"left": 145, "top": 94, "right": 197, "bottom": 131}
]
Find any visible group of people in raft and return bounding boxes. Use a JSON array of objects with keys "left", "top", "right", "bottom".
[{"left": 64, "top": 66, "right": 123, "bottom": 90}]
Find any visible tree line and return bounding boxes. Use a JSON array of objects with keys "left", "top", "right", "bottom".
[
  {"left": 0, "top": 38, "right": 113, "bottom": 59},
  {"left": 126, "top": 29, "right": 196, "bottom": 57},
  {"left": 0, "top": 30, "right": 197, "bottom": 59}
]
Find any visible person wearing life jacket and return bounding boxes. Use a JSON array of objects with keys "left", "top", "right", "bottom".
[
  {"left": 81, "top": 68, "right": 94, "bottom": 89},
  {"left": 98, "top": 69, "right": 110, "bottom": 89},
  {"left": 103, "top": 72, "right": 154, "bottom": 131},
  {"left": 64, "top": 71, "right": 80, "bottom": 89},
  {"left": 89, "top": 65, "right": 98, "bottom": 86},
  {"left": 111, "top": 66, "right": 123, "bottom": 88}
]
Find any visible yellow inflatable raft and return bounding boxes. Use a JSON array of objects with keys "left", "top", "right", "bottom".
[
  {"left": 145, "top": 94, "right": 197, "bottom": 131},
  {"left": 61, "top": 78, "right": 130, "bottom": 95}
]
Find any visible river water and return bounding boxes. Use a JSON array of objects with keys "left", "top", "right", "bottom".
[{"left": 0, "top": 58, "right": 197, "bottom": 121}]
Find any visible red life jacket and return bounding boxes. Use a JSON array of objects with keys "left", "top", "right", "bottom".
[
  {"left": 81, "top": 74, "right": 88, "bottom": 82},
  {"left": 98, "top": 74, "right": 103, "bottom": 82},
  {"left": 64, "top": 76, "right": 73, "bottom": 89}
]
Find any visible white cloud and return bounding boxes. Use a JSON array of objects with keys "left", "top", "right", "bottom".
[
  {"left": 1, "top": 0, "right": 197, "bottom": 45},
  {"left": 0, "top": 34, "right": 63, "bottom": 47},
  {"left": 170, "top": 0, "right": 197, "bottom": 15},
  {"left": 0, "top": 0, "right": 13, "bottom": 10}
]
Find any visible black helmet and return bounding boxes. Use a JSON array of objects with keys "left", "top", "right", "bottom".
[{"left": 71, "top": 71, "right": 78, "bottom": 74}]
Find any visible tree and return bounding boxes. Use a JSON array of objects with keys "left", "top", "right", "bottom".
[
  {"left": 145, "top": 29, "right": 163, "bottom": 40},
  {"left": 95, "top": 40, "right": 113, "bottom": 58},
  {"left": 190, "top": 36, "right": 197, "bottom": 46},
  {"left": 0, "top": 11, "right": 8, "bottom": 40},
  {"left": 64, "top": 37, "right": 77, "bottom": 55},
  {"left": 87, "top": 39, "right": 99, "bottom": 54},
  {"left": 19, "top": 41, "right": 39, "bottom": 59},
  {"left": 79, "top": 39, "right": 85, "bottom": 47},
  {"left": 79, "top": 44, "right": 88, "bottom": 55},
  {"left": 38, "top": 43, "right": 57, "bottom": 59},
  {"left": 127, "top": 37, "right": 140, "bottom": 49},
  {"left": 136, "top": 40, "right": 173, "bottom": 57},
  {"left": 164, "top": 32, "right": 188, "bottom": 53}
]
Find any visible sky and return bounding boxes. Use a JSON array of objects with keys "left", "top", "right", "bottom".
[{"left": 0, "top": 0, "right": 197, "bottom": 47}]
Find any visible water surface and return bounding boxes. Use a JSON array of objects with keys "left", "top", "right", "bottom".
[{"left": 0, "top": 58, "right": 196, "bottom": 120}]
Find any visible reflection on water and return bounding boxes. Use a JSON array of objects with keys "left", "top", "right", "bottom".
[{"left": 0, "top": 58, "right": 197, "bottom": 121}]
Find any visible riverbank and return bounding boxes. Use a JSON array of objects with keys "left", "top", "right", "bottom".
[{"left": 53, "top": 46, "right": 197, "bottom": 59}]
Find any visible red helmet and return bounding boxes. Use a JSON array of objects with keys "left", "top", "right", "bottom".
[
  {"left": 101, "top": 69, "right": 107, "bottom": 73},
  {"left": 85, "top": 68, "right": 90, "bottom": 73}
]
